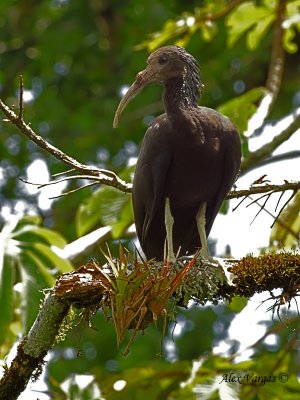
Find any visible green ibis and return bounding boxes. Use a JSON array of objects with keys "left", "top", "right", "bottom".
[{"left": 113, "top": 45, "right": 241, "bottom": 261}]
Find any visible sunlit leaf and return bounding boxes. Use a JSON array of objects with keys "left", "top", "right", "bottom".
[
  {"left": 20, "top": 249, "right": 55, "bottom": 286},
  {"left": 217, "top": 87, "right": 266, "bottom": 132},
  {"left": 31, "top": 242, "right": 73, "bottom": 274},
  {"left": 283, "top": 27, "right": 298, "bottom": 53},
  {"left": 76, "top": 186, "right": 132, "bottom": 237},
  {"left": 19, "top": 251, "right": 51, "bottom": 330},
  {"left": 0, "top": 256, "right": 14, "bottom": 345},
  {"left": 226, "top": 1, "right": 274, "bottom": 47},
  {"left": 247, "top": 15, "right": 274, "bottom": 50},
  {"left": 12, "top": 225, "right": 68, "bottom": 248},
  {"left": 111, "top": 198, "right": 133, "bottom": 238},
  {"left": 227, "top": 296, "right": 248, "bottom": 313},
  {"left": 199, "top": 21, "right": 218, "bottom": 42},
  {"left": 270, "top": 191, "right": 300, "bottom": 248}
]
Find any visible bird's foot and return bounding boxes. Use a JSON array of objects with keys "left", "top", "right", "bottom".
[
  {"left": 166, "top": 254, "right": 176, "bottom": 264},
  {"left": 198, "top": 250, "right": 220, "bottom": 267}
]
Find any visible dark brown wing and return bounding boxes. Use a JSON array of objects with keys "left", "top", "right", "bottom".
[
  {"left": 132, "top": 114, "right": 172, "bottom": 259},
  {"left": 201, "top": 107, "right": 241, "bottom": 236}
]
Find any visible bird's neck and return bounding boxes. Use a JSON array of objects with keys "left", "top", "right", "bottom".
[{"left": 163, "top": 77, "right": 199, "bottom": 118}]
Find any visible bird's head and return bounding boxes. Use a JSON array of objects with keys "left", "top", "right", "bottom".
[{"left": 113, "top": 45, "right": 201, "bottom": 128}]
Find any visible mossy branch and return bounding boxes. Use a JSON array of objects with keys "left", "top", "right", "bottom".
[
  {"left": 1, "top": 251, "right": 299, "bottom": 399},
  {"left": 0, "top": 295, "right": 70, "bottom": 400}
]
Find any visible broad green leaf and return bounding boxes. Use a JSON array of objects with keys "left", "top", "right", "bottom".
[
  {"left": 286, "top": 0, "right": 300, "bottom": 17},
  {"left": 76, "top": 186, "right": 132, "bottom": 237},
  {"left": 226, "top": 1, "right": 274, "bottom": 47},
  {"left": 111, "top": 198, "right": 134, "bottom": 238},
  {"left": 76, "top": 199, "right": 101, "bottom": 238},
  {"left": 76, "top": 165, "right": 134, "bottom": 237},
  {"left": 32, "top": 242, "right": 73, "bottom": 274},
  {"left": 218, "top": 87, "right": 266, "bottom": 132},
  {"left": 14, "top": 215, "right": 42, "bottom": 229},
  {"left": 0, "top": 256, "right": 14, "bottom": 344},
  {"left": 270, "top": 191, "right": 300, "bottom": 248},
  {"left": 23, "top": 247, "right": 57, "bottom": 286},
  {"left": 19, "top": 251, "right": 49, "bottom": 331},
  {"left": 12, "top": 225, "right": 68, "bottom": 248},
  {"left": 227, "top": 296, "right": 248, "bottom": 313},
  {"left": 247, "top": 14, "right": 274, "bottom": 50}
]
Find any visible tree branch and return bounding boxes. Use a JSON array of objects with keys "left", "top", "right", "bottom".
[
  {"left": 0, "top": 294, "right": 70, "bottom": 400},
  {"left": 241, "top": 109, "right": 300, "bottom": 174},
  {"left": 243, "top": 150, "right": 300, "bottom": 172},
  {"left": 0, "top": 97, "right": 132, "bottom": 193},
  {"left": 265, "top": 0, "right": 286, "bottom": 107},
  {"left": 227, "top": 181, "right": 300, "bottom": 200}
]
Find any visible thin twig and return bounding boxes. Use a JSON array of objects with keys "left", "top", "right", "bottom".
[
  {"left": 227, "top": 181, "right": 300, "bottom": 200},
  {"left": 270, "top": 189, "right": 297, "bottom": 228},
  {"left": 52, "top": 168, "right": 76, "bottom": 177},
  {"left": 241, "top": 195, "right": 299, "bottom": 238},
  {"left": 20, "top": 174, "right": 102, "bottom": 189},
  {"left": 49, "top": 182, "right": 99, "bottom": 199},
  {"left": 250, "top": 194, "right": 270, "bottom": 225}
]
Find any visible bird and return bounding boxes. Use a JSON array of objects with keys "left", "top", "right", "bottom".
[{"left": 113, "top": 45, "right": 241, "bottom": 262}]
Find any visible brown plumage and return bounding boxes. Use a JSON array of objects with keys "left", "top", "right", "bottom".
[{"left": 114, "top": 45, "right": 241, "bottom": 261}]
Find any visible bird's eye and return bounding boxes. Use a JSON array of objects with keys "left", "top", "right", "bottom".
[{"left": 158, "top": 55, "right": 168, "bottom": 65}]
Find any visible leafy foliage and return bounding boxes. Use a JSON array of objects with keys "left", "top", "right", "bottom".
[
  {"left": 217, "top": 87, "right": 266, "bottom": 132},
  {"left": 0, "top": 214, "right": 72, "bottom": 352},
  {"left": 76, "top": 166, "right": 134, "bottom": 238}
]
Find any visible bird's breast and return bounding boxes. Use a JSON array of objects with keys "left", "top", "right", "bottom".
[{"left": 165, "top": 133, "right": 224, "bottom": 208}]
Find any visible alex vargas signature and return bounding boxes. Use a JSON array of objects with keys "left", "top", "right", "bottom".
[{"left": 219, "top": 372, "right": 288, "bottom": 386}]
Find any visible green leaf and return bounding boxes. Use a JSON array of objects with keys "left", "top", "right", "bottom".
[
  {"left": 226, "top": 1, "right": 273, "bottom": 47},
  {"left": 283, "top": 27, "right": 298, "bottom": 53},
  {"left": 137, "top": 19, "right": 185, "bottom": 52},
  {"left": 31, "top": 242, "right": 73, "bottom": 274},
  {"left": 270, "top": 191, "right": 300, "bottom": 248},
  {"left": 247, "top": 14, "right": 274, "bottom": 50},
  {"left": 19, "top": 251, "right": 49, "bottom": 331},
  {"left": 111, "top": 197, "right": 134, "bottom": 238},
  {"left": 76, "top": 186, "right": 132, "bottom": 237},
  {"left": 14, "top": 215, "right": 42, "bottom": 229},
  {"left": 199, "top": 21, "right": 218, "bottom": 42},
  {"left": 217, "top": 87, "right": 266, "bottom": 132},
  {"left": 227, "top": 296, "right": 248, "bottom": 313},
  {"left": 12, "top": 225, "right": 68, "bottom": 248},
  {"left": 19, "top": 248, "right": 55, "bottom": 285},
  {"left": 0, "top": 256, "right": 14, "bottom": 344}
]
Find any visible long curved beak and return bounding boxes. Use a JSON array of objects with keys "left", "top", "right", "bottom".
[{"left": 113, "top": 68, "right": 155, "bottom": 128}]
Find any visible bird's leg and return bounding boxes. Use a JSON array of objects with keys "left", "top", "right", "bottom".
[
  {"left": 165, "top": 198, "right": 176, "bottom": 262},
  {"left": 196, "top": 202, "right": 211, "bottom": 260}
]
